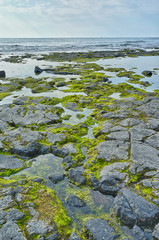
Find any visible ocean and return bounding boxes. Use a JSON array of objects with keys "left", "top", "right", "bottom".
[{"left": 0, "top": 37, "right": 159, "bottom": 54}]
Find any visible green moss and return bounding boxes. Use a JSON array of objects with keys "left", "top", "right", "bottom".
[
  {"left": 116, "top": 70, "right": 135, "bottom": 78},
  {"left": 76, "top": 114, "right": 85, "bottom": 119},
  {"left": 105, "top": 67, "right": 126, "bottom": 72},
  {"left": 62, "top": 114, "right": 72, "bottom": 120},
  {"left": 22, "top": 181, "right": 71, "bottom": 239},
  {"left": 0, "top": 92, "right": 11, "bottom": 100}
]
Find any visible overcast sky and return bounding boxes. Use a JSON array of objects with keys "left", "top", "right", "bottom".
[{"left": 0, "top": 0, "right": 159, "bottom": 38}]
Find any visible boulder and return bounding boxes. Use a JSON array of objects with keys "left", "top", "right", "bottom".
[
  {"left": 103, "top": 77, "right": 109, "bottom": 82},
  {"left": 56, "top": 82, "right": 66, "bottom": 87},
  {"left": 0, "top": 70, "right": 6, "bottom": 78},
  {"left": 99, "top": 176, "right": 120, "bottom": 196},
  {"left": 142, "top": 70, "right": 153, "bottom": 77},
  {"left": 34, "top": 66, "right": 43, "bottom": 74},
  {"left": 48, "top": 173, "right": 64, "bottom": 184},
  {"left": 113, "top": 189, "right": 159, "bottom": 229},
  {"left": 68, "top": 168, "right": 85, "bottom": 185},
  {"left": 66, "top": 195, "right": 85, "bottom": 207},
  {"left": 11, "top": 141, "right": 49, "bottom": 157}
]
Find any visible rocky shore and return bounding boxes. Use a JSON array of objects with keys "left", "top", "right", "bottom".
[{"left": 0, "top": 50, "right": 159, "bottom": 239}]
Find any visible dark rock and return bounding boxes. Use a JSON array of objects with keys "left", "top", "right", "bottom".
[
  {"left": 143, "top": 81, "right": 150, "bottom": 86},
  {"left": 0, "top": 70, "right": 6, "bottom": 78},
  {"left": 89, "top": 174, "right": 99, "bottom": 190},
  {"left": 69, "top": 231, "right": 81, "bottom": 240},
  {"left": 142, "top": 70, "right": 153, "bottom": 77},
  {"left": 51, "top": 146, "right": 69, "bottom": 157},
  {"left": 66, "top": 195, "right": 85, "bottom": 207},
  {"left": 84, "top": 218, "right": 117, "bottom": 240},
  {"left": 119, "top": 225, "right": 150, "bottom": 240},
  {"left": 152, "top": 223, "right": 159, "bottom": 239},
  {"left": 107, "top": 80, "right": 112, "bottom": 83},
  {"left": 68, "top": 168, "right": 85, "bottom": 185},
  {"left": 85, "top": 83, "right": 96, "bottom": 90},
  {"left": 0, "top": 221, "right": 26, "bottom": 240},
  {"left": 63, "top": 155, "right": 72, "bottom": 164},
  {"left": 48, "top": 173, "right": 64, "bottom": 183},
  {"left": 103, "top": 77, "right": 109, "bottom": 82},
  {"left": 56, "top": 82, "right": 66, "bottom": 87},
  {"left": 0, "top": 154, "right": 24, "bottom": 169},
  {"left": 99, "top": 176, "right": 120, "bottom": 196},
  {"left": 34, "top": 66, "right": 43, "bottom": 74},
  {"left": 113, "top": 189, "right": 159, "bottom": 229},
  {"left": 11, "top": 141, "right": 49, "bottom": 157},
  {"left": 13, "top": 96, "right": 28, "bottom": 105},
  {"left": 31, "top": 178, "right": 44, "bottom": 183}
]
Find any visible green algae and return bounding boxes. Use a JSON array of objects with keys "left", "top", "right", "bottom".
[
  {"left": 17, "top": 180, "right": 71, "bottom": 239},
  {"left": 0, "top": 92, "right": 11, "bottom": 100}
]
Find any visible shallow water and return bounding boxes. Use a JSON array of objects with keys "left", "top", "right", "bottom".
[
  {"left": 56, "top": 103, "right": 92, "bottom": 125},
  {"left": 0, "top": 87, "right": 87, "bottom": 105},
  {"left": 97, "top": 56, "right": 159, "bottom": 91}
]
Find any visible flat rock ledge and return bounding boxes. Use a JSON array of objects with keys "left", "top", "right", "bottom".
[{"left": 84, "top": 218, "right": 117, "bottom": 240}]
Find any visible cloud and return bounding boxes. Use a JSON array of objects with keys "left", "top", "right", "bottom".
[{"left": 0, "top": 0, "right": 158, "bottom": 37}]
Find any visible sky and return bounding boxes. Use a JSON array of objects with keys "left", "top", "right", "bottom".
[{"left": 0, "top": 0, "right": 159, "bottom": 38}]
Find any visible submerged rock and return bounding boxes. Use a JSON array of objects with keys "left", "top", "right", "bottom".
[
  {"left": 0, "top": 70, "right": 6, "bottom": 78},
  {"left": 142, "top": 70, "right": 153, "bottom": 77},
  {"left": 34, "top": 66, "right": 43, "bottom": 74}
]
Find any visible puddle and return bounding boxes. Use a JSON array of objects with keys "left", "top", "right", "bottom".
[
  {"left": 0, "top": 57, "right": 62, "bottom": 78},
  {"left": 96, "top": 56, "right": 159, "bottom": 91},
  {"left": 109, "top": 93, "right": 121, "bottom": 99},
  {"left": 0, "top": 87, "right": 87, "bottom": 105},
  {"left": 83, "top": 123, "right": 99, "bottom": 139},
  {"left": 56, "top": 103, "right": 92, "bottom": 125}
]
